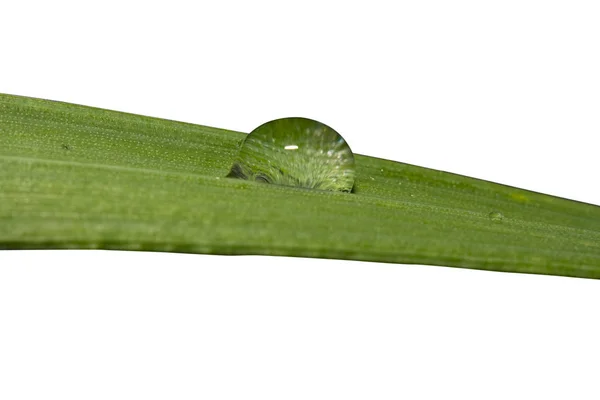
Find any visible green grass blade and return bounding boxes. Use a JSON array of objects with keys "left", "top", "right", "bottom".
[{"left": 1, "top": 93, "right": 600, "bottom": 279}]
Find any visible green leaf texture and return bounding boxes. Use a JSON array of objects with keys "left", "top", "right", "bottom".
[{"left": 1, "top": 93, "right": 599, "bottom": 278}]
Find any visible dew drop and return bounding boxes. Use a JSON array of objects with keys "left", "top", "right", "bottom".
[
  {"left": 488, "top": 211, "right": 504, "bottom": 222},
  {"left": 226, "top": 117, "right": 355, "bottom": 192}
]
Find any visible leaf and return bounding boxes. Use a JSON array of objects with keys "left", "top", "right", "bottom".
[{"left": 1, "top": 93, "right": 599, "bottom": 279}]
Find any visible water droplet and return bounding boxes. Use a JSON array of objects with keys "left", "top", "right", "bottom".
[
  {"left": 488, "top": 211, "right": 504, "bottom": 222},
  {"left": 226, "top": 117, "right": 355, "bottom": 192}
]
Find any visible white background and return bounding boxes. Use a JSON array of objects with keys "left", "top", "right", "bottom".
[{"left": 1, "top": 1, "right": 599, "bottom": 399}]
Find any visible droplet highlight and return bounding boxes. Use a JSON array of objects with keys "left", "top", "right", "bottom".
[
  {"left": 227, "top": 117, "right": 355, "bottom": 192},
  {"left": 488, "top": 211, "right": 504, "bottom": 222}
]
